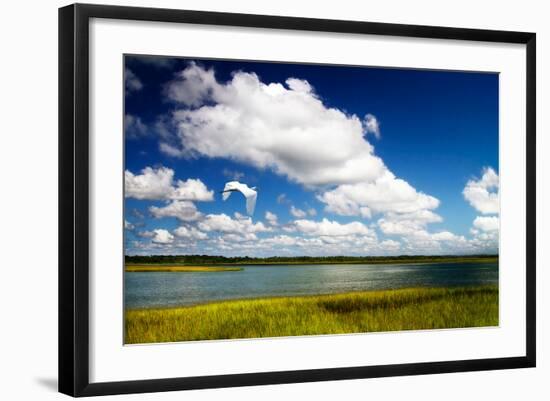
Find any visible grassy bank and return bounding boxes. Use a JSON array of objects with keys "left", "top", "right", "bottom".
[
  {"left": 125, "top": 256, "right": 498, "bottom": 268},
  {"left": 219, "top": 256, "right": 499, "bottom": 266},
  {"left": 125, "top": 285, "right": 498, "bottom": 344},
  {"left": 125, "top": 265, "right": 243, "bottom": 273}
]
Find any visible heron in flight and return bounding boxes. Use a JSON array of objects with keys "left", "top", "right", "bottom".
[{"left": 221, "top": 181, "right": 258, "bottom": 215}]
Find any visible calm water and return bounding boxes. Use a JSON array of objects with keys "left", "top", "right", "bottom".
[{"left": 124, "top": 262, "right": 498, "bottom": 309}]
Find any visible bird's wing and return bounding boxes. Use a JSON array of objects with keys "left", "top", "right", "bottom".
[
  {"left": 222, "top": 181, "right": 257, "bottom": 215},
  {"left": 224, "top": 181, "right": 238, "bottom": 191},
  {"left": 237, "top": 184, "right": 254, "bottom": 197},
  {"left": 245, "top": 191, "right": 258, "bottom": 216},
  {"left": 222, "top": 181, "right": 238, "bottom": 201},
  {"left": 234, "top": 183, "right": 257, "bottom": 215}
]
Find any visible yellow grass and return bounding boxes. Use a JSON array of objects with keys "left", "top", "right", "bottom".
[{"left": 125, "top": 285, "right": 498, "bottom": 344}]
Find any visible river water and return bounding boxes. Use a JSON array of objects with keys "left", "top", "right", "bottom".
[{"left": 124, "top": 262, "right": 498, "bottom": 309}]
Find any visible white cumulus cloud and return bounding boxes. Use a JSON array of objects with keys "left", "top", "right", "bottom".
[
  {"left": 126, "top": 64, "right": 501, "bottom": 256},
  {"left": 290, "top": 205, "right": 307, "bottom": 218},
  {"left": 318, "top": 171, "right": 440, "bottom": 217},
  {"left": 162, "top": 63, "right": 387, "bottom": 187},
  {"left": 150, "top": 200, "right": 202, "bottom": 222},
  {"left": 151, "top": 229, "right": 174, "bottom": 244},
  {"left": 198, "top": 213, "right": 270, "bottom": 235},
  {"left": 173, "top": 225, "right": 208, "bottom": 240},
  {"left": 265, "top": 211, "right": 278, "bottom": 226},
  {"left": 125, "top": 167, "right": 174, "bottom": 200},
  {"left": 125, "top": 166, "right": 213, "bottom": 201},
  {"left": 380, "top": 239, "right": 401, "bottom": 251},
  {"left": 463, "top": 168, "right": 500, "bottom": 252},
  {"left": 159, "top": 64, "right": 447, "bottom": 245},
  {"left": 378, "top": 210, "right": 442, "bottom": 235},
  {"left": 292, "top": 218, "right": 373, "bottom": 237},
  {"left": 463, "top": 167, "right": 499, "bottom": 214},
  {"left": 165, "top": 62, "right": 218, "bottom": 106},
  {"left": 171, "top": 178, "right": 214, "bottom": 201},
  {"left": 473, "top": 216, "right": 499, "bottom": 232}
]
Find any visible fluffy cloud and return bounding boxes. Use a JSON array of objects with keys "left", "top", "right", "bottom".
[
  {"left": 290, "top": 205, "right": 307, "bottom": 218},
  {"left": 473, "top": 216, "right": 499, "bottom": 232},
  {"left": 127, "top": 64, "right": 500, "bottom": 256},
  {"left": 464, "top": 227, "right": 498, "bottom": 250},
  {"left": 391, "top": 210, "right": 443, "bottom": 224},
  {"left": 292, "top": 218, "right": 373, "bottom": 237},
  {"left": 137, "top": 230, "right": 155, "bottom": 238},
  {"left": 211, "top": 227, "right": 407, "bottom": 257},
  {"left": 162, "top": 63, "right": 387, "bottom": 187},
  {"left": 151, "top": 229, "right": 174, "bottom": 244},
  {"left": 462, "top": 168, "right": 499, "bottom": 252},
  {"left": 378, "top": 219, "right": 423, "bottom": 236},
  {"left": 125, "top": 68, "right": 143, "bottom": 93},
  {"left": 265, "top": 211, "right": 278, "bottom": 226},
  {"left": 165, "top": 63, "right": 218, "bottom": 106},
  {"left": 125, "top": 167, "right": 173, "bottom": 200},
  {"left": 286, "top": 77, "right": 313, "bottom": 93},
  {"left": 463, "top": 167, "right": 499, "bottom": 214},
  {"left": 318, "top": 171, "right": 439, "bottom": 218},
  {"left": 376, "top": 208, "right": 471, "bottom": 254},
  {"left": 124, "top": 220, "right": 135, "bottom": 230},
  {"left": 378, "top": 210, "right": 442, "bottom": 235},
  {"left": 150, "top": 200, "right": 202, "bottom": 222},
  {"left": 171, "top": 178, "right": 214, "bottom": 201},
  {"left": 173, "top": 225, "right": 208, "bottom": 240},
  {"left": 159, "top": 64, "right": 450, "bottom": 253},
  {"left": 198, "top": 213, "right": 270, "bottom": 235},
  {"left": 380, "top": 239, "right": 401, "bottom": 251},
  {"left": 222, "top": 233, "right": 260, "bottom": 242},
  {"left": 125, "top": 166, "right": 213, "bottom": 201},
  {"left": 244, "top": 235, "right": 393, "bottom": 255},
  {"left": 381, "top": 224, "right": 462, "bottom": 246},
  {"left": 430, "top": 231, "right": 461, "bottom": 241},
  {"left": 399, "top": 230, "right": 468, "bottom": 254},
  {"left": 132, "top": 226, "right": 207, "bottom": 252},
  {"left": 259, "top": 235, "right": 303, "bottom": 247},
  {"left": 363, "top": 114, "right": 380, "bottom": 139}
]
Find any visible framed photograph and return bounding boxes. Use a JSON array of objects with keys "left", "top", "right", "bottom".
[{"left": 59, "top": 3, "right": 536, "bottom": 397}]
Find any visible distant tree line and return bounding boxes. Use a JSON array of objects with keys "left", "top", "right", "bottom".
[{"left": 125, "top": 254, "right": 498, "bottom": 265}]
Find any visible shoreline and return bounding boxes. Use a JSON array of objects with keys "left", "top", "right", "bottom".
[
  {"left": 125, "top": 284, "right": 498, "bottom": 312},
  {"left": 125, "top": 256, "right": 498, "bottom": 268}
]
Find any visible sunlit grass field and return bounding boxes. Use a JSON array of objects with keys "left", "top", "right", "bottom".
[{"left": 125, "top": 285, "right": 498, "bottom": 344}]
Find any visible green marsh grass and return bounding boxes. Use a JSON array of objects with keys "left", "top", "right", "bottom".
[{"left": 125, "top": 285, "right": 498, "bottom": 344}]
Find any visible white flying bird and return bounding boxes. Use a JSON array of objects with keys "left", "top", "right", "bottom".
[{"left": 221, "top": 181, "right": 258, "bottom": 215}]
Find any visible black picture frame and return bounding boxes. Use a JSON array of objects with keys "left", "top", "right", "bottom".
[{"left": 59, "top": 3, "right": 536, "bottom": 397}]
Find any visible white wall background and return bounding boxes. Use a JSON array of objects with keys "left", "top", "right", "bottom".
[{"left": 0, "top": 0, "right": 547, "bottom": 399}]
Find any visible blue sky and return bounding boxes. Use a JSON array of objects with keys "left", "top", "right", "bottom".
[{"left": 123, "top": 55, "right": 500, "bottom": 256}]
